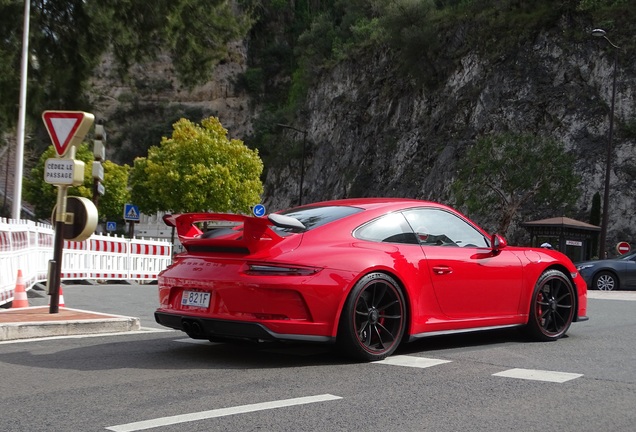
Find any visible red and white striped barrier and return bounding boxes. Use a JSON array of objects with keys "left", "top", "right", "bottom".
[{"left": 0, "top": 218, "right": 172, "bottom": 306}]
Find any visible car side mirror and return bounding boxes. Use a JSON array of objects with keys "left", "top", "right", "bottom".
[{"left": 491, "top": 234, "right": 507, "bottom": 252}]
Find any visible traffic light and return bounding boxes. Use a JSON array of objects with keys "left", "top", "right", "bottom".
[{"left": 92, "top": 123, "right": 107, "bottom": 204}]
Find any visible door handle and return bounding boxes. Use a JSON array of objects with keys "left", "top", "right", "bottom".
[{"left": 432, "top": 266, "right": 453, "bottom": 275}]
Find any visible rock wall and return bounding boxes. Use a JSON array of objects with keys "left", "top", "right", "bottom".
[
  {"left": 89, "top": 40, "right": 256, "bottom": 155},
  {"left": 263, "top": 29, "right": 636, "bottom": 247},
  {"left": 88, "top": 27, "right": 635, "bottom": 249}
]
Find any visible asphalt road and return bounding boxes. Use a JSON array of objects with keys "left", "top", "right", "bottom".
[{"left": 1, "top": 285, "right": 635, "bottom": 432}]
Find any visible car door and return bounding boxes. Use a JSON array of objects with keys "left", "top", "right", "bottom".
[
  {"left": 618, "top": 252, "right": 636, "bottom": 289},
  {"left": 403, "top": 208, "right": 524, "bottom": 320}
]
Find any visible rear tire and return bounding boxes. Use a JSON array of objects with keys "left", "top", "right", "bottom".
[
  {"left": 525, "top": 269, "right": 575, "bottom": 341},
  {"left": 337, "top": 273, "right": 406, "bottom": 361}
]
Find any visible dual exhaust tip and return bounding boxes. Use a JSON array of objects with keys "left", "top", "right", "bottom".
[{"left": 182, "top": 319, "right": 204, "bottom": 338}]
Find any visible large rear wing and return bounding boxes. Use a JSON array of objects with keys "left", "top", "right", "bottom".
[{"left": 162, "top": 212, "right": 305, "bottom": 254}]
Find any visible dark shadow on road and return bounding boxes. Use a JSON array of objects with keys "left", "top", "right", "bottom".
[
  {"left": 0, "top": 326, "right": 537, "bottom": 372},
  {"left": 0, "top": 333, "right": 347, "bottom": 371},
  {"left": 396, "top": 327, "right": 531, "bottom": 356}
]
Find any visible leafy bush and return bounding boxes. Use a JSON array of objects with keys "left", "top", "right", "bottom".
[{"left": 130, "top": 117, "right": 263, "bottom": 214}]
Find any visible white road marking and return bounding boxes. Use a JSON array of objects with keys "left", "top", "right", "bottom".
[
  {"left": 174, "top": 338, "right": 212, "bottom": 345},
  {"left": 493, "top": 368, "right": 583, "bottom": 383},
  {"left": 105, "top": 394, "right": 343, "bottom": 432},
  {"left": 374, "top": 355, "right": 452, "bottom": 368},
  {"left": 587, "top": 291, "right": 636, "bottom": 301}
]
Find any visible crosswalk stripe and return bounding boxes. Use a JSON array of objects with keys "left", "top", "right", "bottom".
[
  {"left": 374, "top": 355, "right": 452, "bottom": 368},
  {"left": 493, "top": 368, "right": 583, "bottom": 383},
  {"left": 106, "top": 394, "right": 342, "bottom": 431},
  {"left": 374, "top": 357, "right": 583, "bottom": 384}
]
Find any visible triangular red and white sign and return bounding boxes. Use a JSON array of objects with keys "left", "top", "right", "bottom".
[{"left": 42, "top": 111, "right": 95, "bottom": 157}]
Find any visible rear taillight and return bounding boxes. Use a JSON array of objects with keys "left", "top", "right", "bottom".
[{"left": 244, "top": 263, "right": 321, "bottom": 276}]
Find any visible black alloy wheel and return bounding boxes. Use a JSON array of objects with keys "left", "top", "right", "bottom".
[
  {"left": 526, "top": 269, "right": 575, "bottom": 341},
  {"left": 337, "top": 272, "right": 406, "bottom": 361}
]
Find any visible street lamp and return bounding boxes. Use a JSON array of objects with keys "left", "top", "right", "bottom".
[
  {"left": 277, "top": 123, "right": 308, "bottom": 206},
  {"left": 591, "top": 28, "right": 619, "bottom": 258},
  {"left": 12, "top": 0, "right": 31, "bottom": 219}
]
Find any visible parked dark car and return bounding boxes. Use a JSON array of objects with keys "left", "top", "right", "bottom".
[{"left": 575, "top": 251, "right": 636, "bottom": 290}]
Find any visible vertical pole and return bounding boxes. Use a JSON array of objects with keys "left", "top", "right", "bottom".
[
  {"left": 599, "top": 49, "right": 618, "bottom": 259},
  {"left": 299, "top": 131, "right": 306, "bottom": 206},
  {"left": 92, "top": 178, "right": 99, "bottom": 206},
  {"left": 49, "top": 186, "right": 68, "bottom": 313},
  {"left": 12, "top": 0, "right": 31, "bottom": 219}
]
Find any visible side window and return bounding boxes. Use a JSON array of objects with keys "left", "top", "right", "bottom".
[
  {"left": 355, "top": 212, "right": 418, "bottom": 244},
  {"left": 403, "top": 208, "right": 488, "bottom": 248}
]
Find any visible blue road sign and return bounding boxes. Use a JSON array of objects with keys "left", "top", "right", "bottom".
[
  {"left": 106, "top": 221, "right": 116, "bottom": 231},
  {"left": 253, "top": 204, "right": 266, "bottom": 217},
  {"left": 124, "top": 203, "right": 140, "bottom": 222}
]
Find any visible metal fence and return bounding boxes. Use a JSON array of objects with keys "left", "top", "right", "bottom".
[{"left": 0, "top": 218, "right": 172, "bottom": 306}]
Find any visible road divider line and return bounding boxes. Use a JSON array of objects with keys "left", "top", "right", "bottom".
[
  {"left": 493, "top": 368, "right": 583, "bottom": 383},
  {"left": 373, "top": 355, "right": 452, "bottom": 368},
  {"left": 105, "top": 394, "right": 343, "bottom": 432}
]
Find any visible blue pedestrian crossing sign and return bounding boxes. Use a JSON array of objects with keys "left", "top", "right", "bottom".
[
  {"left": 124, "top": 204, "right": 140, "bottom": 222},
  {"left": 252, "top": 204, "right": 266, "bottom": 217},
  {"left": 106, "top": 221, "right": 116, "bottom": 231}
]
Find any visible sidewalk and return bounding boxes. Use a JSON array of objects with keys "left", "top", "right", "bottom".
[{"left": 0, "top": 306, "right": 141, "bottom": 341}]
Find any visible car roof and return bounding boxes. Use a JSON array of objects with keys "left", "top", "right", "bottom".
[{"left": 296, "top": 198, "right": 445, "bottom": 212}]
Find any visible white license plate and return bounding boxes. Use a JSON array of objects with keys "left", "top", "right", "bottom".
[{"left": 181, "top": 291, "right": 211, "bottom": 308}]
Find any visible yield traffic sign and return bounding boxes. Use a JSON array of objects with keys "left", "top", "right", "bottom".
[{"left": 42, "top": 111, "right": 95, "bottom": 157}]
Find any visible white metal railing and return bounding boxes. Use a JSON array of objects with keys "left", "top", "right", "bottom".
[{"left": 0, "top": 218, "right": 172, "bottom": 306}]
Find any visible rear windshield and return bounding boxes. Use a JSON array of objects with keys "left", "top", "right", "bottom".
[{"left": 274, "top": 205, "right": 363, "bottom": 235}]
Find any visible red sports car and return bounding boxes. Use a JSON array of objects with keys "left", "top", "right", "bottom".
[{"left": 155, "top": 198, "right": 588, "bottom": 361}]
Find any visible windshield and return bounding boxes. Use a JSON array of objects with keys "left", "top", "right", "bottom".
[
  {"left": 273, "top": 205, "right": 363, "bottom": 235},
  {"left": 619, "top": 251, "right": 636, "bottom": 261}
]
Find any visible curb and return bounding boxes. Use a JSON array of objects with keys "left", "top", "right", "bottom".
[{"left": 0, "top": 307, "right": 141, "bottom": 341}]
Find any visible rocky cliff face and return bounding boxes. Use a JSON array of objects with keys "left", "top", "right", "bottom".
[
  {"left": 263, "top": 29, "right": 635, "bottom": 247},
  {"left": 91, "top": 27, "right": 635, "bottom": 250},
  {"left": 90, "top": 41, "right": 256, "bottom": 158}
]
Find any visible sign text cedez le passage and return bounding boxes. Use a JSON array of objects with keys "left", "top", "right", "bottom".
[
  {"left": 46, "top": 160, "right": 74, "bottom": 179},
  {"left": 43, "top": 158, "right": 84, "bottom": 185}
]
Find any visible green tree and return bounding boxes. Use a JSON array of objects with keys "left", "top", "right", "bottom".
[
  {"left": 451, "top": 133, "right": 580, "bottom": 235},
  {"left": 130, "top": 117, "right": 263, "bottom": 214},
  {"left": 98, "top": 160, "right": 131, "bottom": 223},
  {"left": 23, "top": 143, "right": 130, "bottom": 221}
]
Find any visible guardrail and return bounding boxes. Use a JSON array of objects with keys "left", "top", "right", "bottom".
[{"left": 0, "top": 218, "right": 172, "bottom": 306}]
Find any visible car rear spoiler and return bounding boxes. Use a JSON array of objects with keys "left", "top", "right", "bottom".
[{"left": 162, "top": 213, "right": 305, "bottom": 254}]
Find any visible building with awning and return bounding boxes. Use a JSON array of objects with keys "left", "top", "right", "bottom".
[{"left": 522, "top": 217, "right": 600, "bottom": 261}]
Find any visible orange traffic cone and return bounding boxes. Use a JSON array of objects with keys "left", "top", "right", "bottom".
[
  {"left": 12, "top": 270, "right": 29, "bottom": 308},
  {"left": 49, "top": 286, "right": 66, "bottom": 307},
  {"left": 58, "top": 286, "right": 65, "bottom": 307}
]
